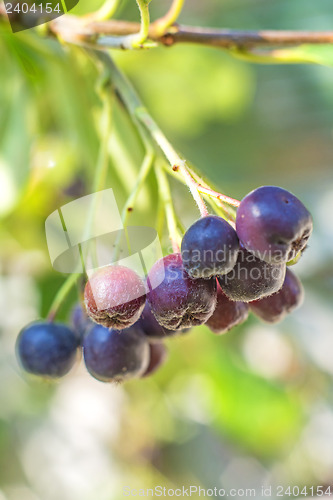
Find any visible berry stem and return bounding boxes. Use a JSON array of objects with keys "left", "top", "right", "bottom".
[
  {"left": 153, "top": 0, "right": 186, "bottom": 36},
  {"left": 136, "top": 110, "right": 210, "bottom": 217},
  {"left": 46, "top": 90, "right": 112, "bottom": 322},
  {"left": 47, "top": 273, "right": 81, "bottom": 322},
  {"left": 112, "top": 148, "right": 155, "bottom": 261},
  {"left": 120, "top": 149, "right": 155, "bottom": 225},
  {"left": 81, "top": 90, "right": 112, "bottom": 268},
  {"left": 95, "top": 0, "right": 157, "bottom": 49},
  {"left": 196, "top": 185, "right": 240, "bottom": 207},
  {"left": 83, "top": 0, "right": 121, "bottom": 22},
  {"left": 155, "top": 165, "right": 182, "bottom": 252},
  {"left": 93, "top": 51, "right": 209, "bottom": 218},
  {"left": 185, "top": 166, "right": 238, "bottom": 222}
]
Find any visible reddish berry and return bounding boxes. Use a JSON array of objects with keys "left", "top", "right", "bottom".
[
  {"left": 250, "top": 268, "right": 304, "bottom": 323},
  {"left": 147, "top": 253, "right": 217, "bottom": 330},
  {"left": 206, "top": 282, "right": 249, "bottom": 334},
  {"left": 136, "top": 301, "right": 179, "bottom": 342},
  {"left": 84, "top": 265, "right": 146, "bottom": 330}
]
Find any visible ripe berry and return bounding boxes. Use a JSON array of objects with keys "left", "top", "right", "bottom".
[
  {"left": 206, "top": 282, "right": 249, "bottom": 334},
  {"left": 83, "top": 324, "right": 149, "bottom": 383},
  {"left": 16, "top": 322, "right": 79, "bottom": 378},
  {"left": 147, "top": 253, "right": 217, "bottom": 330},
  {"left": 181, "top": 215, "right": 239, "bottom": 278},
  {"left": 142, "top": 343, "right": 168, "bottom": 377},
  {"left": 136, "top": 301, "right": 179, "bottom": 342},
  {"left": 236, "top": 186, "right": 313, "bottom": 264},
  {"left": 84, "top": 265, "right": 146, "bottom": 330},
  {"left": 71, "top": 304, "right": 94, "bottom": 342},
  {"left": 249, "top": 268, "right": 304, "bottom": 323},
  {"left": 218, "top": 247, "right": 286, "bottom": 302}
]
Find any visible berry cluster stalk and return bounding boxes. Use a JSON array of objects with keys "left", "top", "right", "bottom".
[{"left": 93, "top": 51, "right": 210, "bottom": 217}]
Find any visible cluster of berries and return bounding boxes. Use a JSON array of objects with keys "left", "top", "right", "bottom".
[{"left": 16, "top": 186, "right": 312, "bottom": 383}]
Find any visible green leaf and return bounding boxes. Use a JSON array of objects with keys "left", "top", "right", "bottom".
[{"left": 0, "top": 82, "right": 34, "bottom": 215}]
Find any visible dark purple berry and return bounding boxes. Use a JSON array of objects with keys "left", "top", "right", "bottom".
[
  {"left": 84, "top": 265, "right": 146, "bottom": 330},
  {"left": 249, "top": 268, "right": 304, "bottom": 323},
  {"left": 142, "top": 343, "right": 168, "bottom": 377},
  {"left": 236, "top": 186, "right": 313, "bottom": 264},
  {"left": 135, "top": 301, "right": 179, "bottom": 342},
  {"left": 83, "top": 324, "right": 149, "bottom": 383},
  {"left": 16, "top": 322, "right": 79, "bottom": 379},
  {"left": 71, "top": 304, "right": 94, "bottom": 343},
  {"left": 206, "top": 282, "right": 249, "bottom": 334},
  {"left": 181, "top": 215, "right": 239, "bottom": 278},
  {"left": 218, "top": 247, "right": 286, "bottom": 302},
  {"left": 147, "top": 253, "right": 217, "bottom": 330}
]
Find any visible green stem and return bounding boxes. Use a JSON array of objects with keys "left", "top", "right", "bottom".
[
  {"left": 186, "top": 166, "right": 237, "bottom": 221},
  {"left": 154, "top": 0, "right": 185, "bottom": 36},
  {"left": 96, "top": 0, "right": 157, "bottom": 49},
  {"left": 81, "top": 91, "right": 112, "bottom": 264},
  {"left": 47, "top": 273, "right": 81, "bottom": 322},
  {"left": 84, "top": 0, "right": 121, "bottom": 22},
  {"left": 121, "top": 149, "right": 155, "bottom": 224},
  {"left": 46, "top": 91, "right": 112, "bottom": 322},
  {"left": 155, "top": 165, "right": 182, "bottom": 252},
  {"left": 113, "top": 149, "right": 155, "bottom": 261},
  {"left": 93, "top": 51, "right": 209, "bottom": 217},
  {"left": 133, "top": 0, "right": 151, "bottom": 47}
]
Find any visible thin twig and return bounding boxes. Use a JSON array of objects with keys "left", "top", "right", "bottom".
[
  {"left": 196, "top": 185, "right": 240, "bottom": 207},
  {"left": 92, "top": 51, "right": 209, "bottom": 217},
  {"left": 155, "top": 165, "right": 182, "bottom": 252},
  {"left": 49, "top": 18, "right": 333, "bottom": 50}
]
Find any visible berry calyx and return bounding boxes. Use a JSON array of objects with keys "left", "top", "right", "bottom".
[
  {"left": 83, "top": 324, "right": 149, "bottom": 383},
  {"left": 16, "top": 322, "right": 79, "bottom": 379},
  {"left": 218, "top": 247, "right": 286, "bottom": 302},
  {"left": 147, "top": 253, "right": 217, "bottom": 330},
  {"left": 181, "top": 215, "right": 239, "bottom": 278},
  {"left": 236, "top": 186, "right": 313, "bottom": 264},
  {"left": 84, "top": 265, "right": 146, "bottom": 330},
  {"left": 249, "top": 268, "right": 304, "bottom": 323},
  {"left": 135, "top": 301, "right": 179, "bottom": 342},
  {"left": 206, "top": 282, "right": 249, "bottom": 334}
]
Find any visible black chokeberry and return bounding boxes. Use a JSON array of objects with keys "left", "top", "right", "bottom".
[
  {"left": 218, "top": 247, "right": 286, "bottom": 302},
  {"left": 16, "top": 322, "right": 79, "bottom": 379},
  {"left": 84, "top": 265, "right": 146, "bottom": 330},
  {"left": 206, "top": 282, "right": 249, "bottom": 334},
  {"left": 147, "top": 253, "right": 217, "bottom": 330},
  {"left": 181, "top": 215, "right": 239, "bottom": 278},
  {"left": 135, "top": 301, "right": 179, "bottom": 342},
  {"left": 83, "top": 323, "right": 149, "bottom": 383},
  {"left": 249, "top": 268, "right": 304, "bottom": 323},
  {"left": 236, "top": 186, "right": 313, "bottom": 264},
  {"left": 142, "top": 343, "right": 168, "bottom": 377},
  {"left": 71, "top": 303, "right": 94, "bottom": 342}
]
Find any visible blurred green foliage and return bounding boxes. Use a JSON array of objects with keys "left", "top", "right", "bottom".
[{"left": 1, "top": 1, "right": 333, "bottom": 499}]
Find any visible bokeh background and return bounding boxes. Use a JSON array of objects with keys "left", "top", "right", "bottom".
[{"left": 1, "top": 0, "right": 333, "bottom": 499}]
